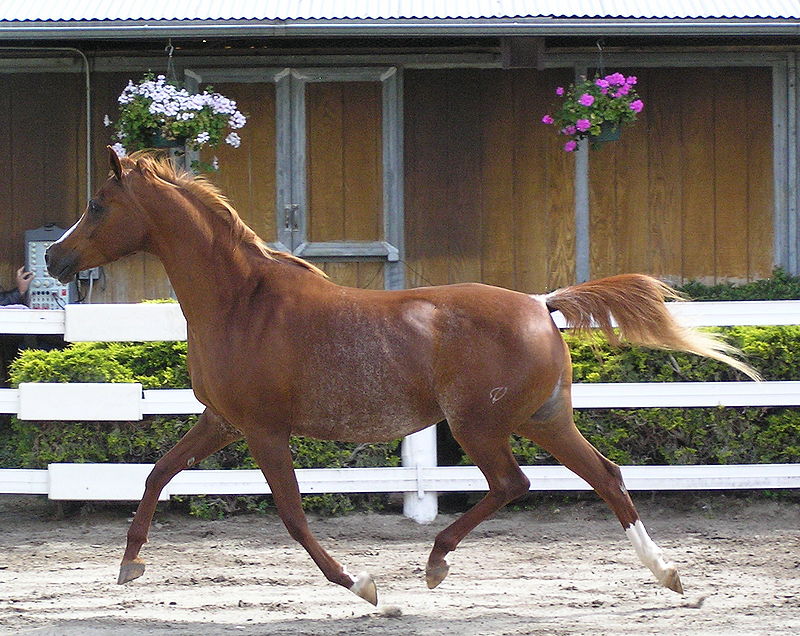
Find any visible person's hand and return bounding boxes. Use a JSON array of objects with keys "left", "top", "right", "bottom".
[{"left": 16, "top": 266, "right": 33, "bottom": 294}]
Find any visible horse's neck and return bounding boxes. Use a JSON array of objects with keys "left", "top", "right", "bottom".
[{"left": 148, "top": 199, "right": 268, "bottom": 329}]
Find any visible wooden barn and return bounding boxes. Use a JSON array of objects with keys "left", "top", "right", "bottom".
[{"left": 0, "top": 3, "right": 798, "bottom": 302}]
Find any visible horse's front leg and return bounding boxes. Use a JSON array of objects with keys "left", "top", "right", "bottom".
[
  {"left": 118, "top": 409, "right": 242, "bottom": 584},
  {"left": 245, "top": 430, "right": 378, "bottom": 605}
]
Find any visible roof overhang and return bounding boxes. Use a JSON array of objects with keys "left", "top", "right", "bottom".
[{"left": 1, "top": 18, "right": 800, "bottom": 40}]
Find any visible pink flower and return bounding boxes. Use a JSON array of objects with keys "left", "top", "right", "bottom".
[
  {"left": 595, "top": 79, "right": 610, "bottom": 89},
  {"left": 556, "top": 86, "right": 565, "bottom": 96},
  {"left": 564, "top": 140, "right": 578, "bottom": 152},
  {"left": 613, "top": 85, "right": 631, "bottom": 98},
  {"left": 541, "top": 114, "right": 554, "bottom": 124},
  {"left": 605, "top": 72, "right": 626, "bottom": 86},
  {"left": 565, "top": 124, "right": 577, "bottom": 135},
  {"left": 626, "top": 75, "right": 638, "bottom": 85},
  {"left": 578, "top": 93, "right": 595, "bottom": 107},
  {"left": 629, "top": 99, "right": 644, "bottom": 113},
  {"left": 576, "top": 118, "right": 591, "bottom": 132}
]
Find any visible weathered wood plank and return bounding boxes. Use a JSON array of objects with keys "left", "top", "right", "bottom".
[
  {"left": 746, "top": 67, "right": 775, "bottom": 280},
  {"left": 645, "top": 68, "right": 683, "bottom": 283},
  {"left": 714, "top": 68, "right": 750, "bottom": 282},
  {"left": 343, "top": 82, "right": 383, "bottom": 241},
  {"left": 445, "top": 70, "right": 483, "bottom": 285},
  {"left": 203, "top": 82, "right": 277, "bottom": 243},
  {"left": 480, "top": 71, "right": 516, "bottom": 289},
  {"left": 681, "top": 67, "right": 717, "bottom": 283},
  {"left": 306, "top": 83, "right": 345, "bottom": 242}
]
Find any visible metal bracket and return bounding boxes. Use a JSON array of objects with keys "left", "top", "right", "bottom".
[{"left": 284, "top": 204, "right": 300, "bottom": 230}]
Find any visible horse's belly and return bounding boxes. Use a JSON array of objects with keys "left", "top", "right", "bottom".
[{"left": 292, "top": 396, "right": 440, "bottom": 443}]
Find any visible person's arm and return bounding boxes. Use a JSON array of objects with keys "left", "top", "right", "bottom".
[{"left": 0, "top": 267, "right": 32, "bottom": 306}]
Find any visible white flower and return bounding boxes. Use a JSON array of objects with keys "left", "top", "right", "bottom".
[
  {"left": 103, "top": 114, "right": 112, "bottom": 127},
  {"left": 110, "top": 142, "right": 127, "bottom": 157},
  {"left": 225, "top": 132, "right": 241, "bottom": 148},
  {"left": 229, "top": 111, "right": 247, "bottom": 130},
  {"left": 212, "top": 156, "right": 219, "bottom": 170},
  {"left": 195, "top": 131, "right": 210, "bottom": 145}
]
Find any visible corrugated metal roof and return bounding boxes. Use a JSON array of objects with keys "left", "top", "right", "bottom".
[{"left": 2, "top": 1, "right": 800, "bottom": 22}]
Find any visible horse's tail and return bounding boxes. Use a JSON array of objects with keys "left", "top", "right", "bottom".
[{"left": 543, "top": 273, "right": 761, "bottom": 381}]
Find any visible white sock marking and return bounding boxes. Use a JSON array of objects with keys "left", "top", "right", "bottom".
[{"left": 625, "top": 520, "right": 678, "bottom": 587}]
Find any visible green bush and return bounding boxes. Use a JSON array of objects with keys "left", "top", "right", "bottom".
[
  {"left": 675, "top": 267, "right": 800, "bottom": 300},
  {"left": 2, "top": 340, "right": 399, "bottom": 517},
  {"left": 507, "top": 326, "right": 800, "bottom": 468}
]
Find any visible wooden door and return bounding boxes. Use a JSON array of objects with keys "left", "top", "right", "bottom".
[
  {"left": 279, "top": 68, "right": 403, "bottom": 290},
  {"left": 198, "top": 68, "right": 402, "bottom": 291}
]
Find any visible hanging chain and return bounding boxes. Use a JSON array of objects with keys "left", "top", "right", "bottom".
[
  {"left": 595, "top": 38, "right": 606, "bottom": 78},
  {"left": 165, "top": 39, "right": 178, "bottom": 84}
]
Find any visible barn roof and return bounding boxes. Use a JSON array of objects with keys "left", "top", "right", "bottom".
[
  {"left": 1, "top": 1, "right": 798, "bottom": 38},
  {"left": 2, "top": 2, "right": 799, "bottom": 21}
]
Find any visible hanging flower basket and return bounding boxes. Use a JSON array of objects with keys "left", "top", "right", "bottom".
[
  {"left": 541, "top": 72, "right": 644, "bottom": 152},
  {"left": 107, "top": 73, "right": 246, "bottom": 170}
]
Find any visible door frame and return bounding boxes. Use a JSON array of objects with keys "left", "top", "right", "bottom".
[{"left": 188, "top": 66, "right": 405, "bottom": 290}]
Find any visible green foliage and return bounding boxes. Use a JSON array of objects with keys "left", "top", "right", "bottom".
[
  {"left": 676, "top": 268, "right": 800, "bottom": 300},
  {"left": 506, "top": 325, "right": 800, "bottom": 468},
  {"left": 3, "top": 341, "right": 399, "bottom": 517},
  {"left": 9, "top": 341, "right": 189, "bottom": 389}
]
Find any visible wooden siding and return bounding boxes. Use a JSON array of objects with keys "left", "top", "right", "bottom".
[
  {"left": 306, "top": 82, "right": 383, "bottom": 243},
  {"left": 589, "top": 67, "right": 774, "bottom": 284},
  {"left": 305, "top": 81, "right": 385, "bottom": 289},
  {"left": 201, "top": 82, "right": 277, "bottom": 244},
  {"left": 0, "top": 65, "right": 777, "bottom": 306},
  {"left": 404, "top": 68, "right": 576, "bottom": 293},
  {"left": 0, "top": 73, "right": 84, "bottom": 293}
]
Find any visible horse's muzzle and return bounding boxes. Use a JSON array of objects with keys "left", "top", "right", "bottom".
[{"left": 45, "top": 244, "right": 79, "bottom": 284}]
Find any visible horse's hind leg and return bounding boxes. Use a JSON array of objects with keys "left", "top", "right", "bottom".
[
  {"left": 521, "top": 414, "right": 684, "bottom": 594},
  {"left": 118, "top": 409, "right": 242, "bottom": 584},
  {"left": 426, "top": 427, "right": 530, "bottom": 589}
]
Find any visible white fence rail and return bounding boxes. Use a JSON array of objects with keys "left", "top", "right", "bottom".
[
  {"left": 3, "top": 381, "right": 800, "bottom": 419},
  {"left": 1, "top": 301, "right": 799, "bottom": 523},
  {"left": 4, "top": 463, "right": 799, "bottom": 502},
  {"left": 4, "top": 300, "right": 800, "bottom": 338}
]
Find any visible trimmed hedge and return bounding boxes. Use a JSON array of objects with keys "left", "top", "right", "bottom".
[
  {"left": 508, "top": 326, "right": 800, "bottom": 468},
  {"left": 675, "top": 268, "right": 800, "bottom": 300}
]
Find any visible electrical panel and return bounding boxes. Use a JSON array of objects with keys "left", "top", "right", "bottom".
[{"left": 25, "top": 225, "right": 77, "bottom": 309}]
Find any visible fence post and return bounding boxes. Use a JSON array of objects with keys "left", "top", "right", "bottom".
[{"left": 401, "top": 425, "right": 438, "bottom": 523}]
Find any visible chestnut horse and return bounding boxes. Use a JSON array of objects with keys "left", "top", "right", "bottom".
[{"left": 47, "top": 148, "right": 758, "bottom": 605}]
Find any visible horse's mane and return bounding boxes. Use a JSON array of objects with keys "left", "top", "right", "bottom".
[{"left": 123, "top": 151, "right": 326, "bottom": 278}]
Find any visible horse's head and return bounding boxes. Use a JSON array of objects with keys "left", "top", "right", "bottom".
[{"left": 47, "top": 147, "right": 151, "bottom": 283}]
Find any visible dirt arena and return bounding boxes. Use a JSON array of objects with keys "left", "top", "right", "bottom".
[{"left": 1, "top": 494, "right": 798, "bottom": 635}]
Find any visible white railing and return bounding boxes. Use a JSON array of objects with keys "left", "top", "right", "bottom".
[{"left": 1, "top": 301, "right": 799, "bottom": 523}]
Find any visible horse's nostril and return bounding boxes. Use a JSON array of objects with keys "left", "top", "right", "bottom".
[{"left": 45, "top": 250, "right": 50, "bottom": 266}]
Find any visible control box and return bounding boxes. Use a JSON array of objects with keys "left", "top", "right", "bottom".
[{"left": 25, "top": 225, "right": 77, "bottom": 309}]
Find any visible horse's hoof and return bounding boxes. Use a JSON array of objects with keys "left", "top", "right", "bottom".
[
  {"left": 117, "top": 558, "right": 146, "bottom": 585},
  {"left": 660, "top": 567, "right": 684, "bottom": 595},
  {"left": 425, "top": 561, "right": 450, "bottom": 589},
  {"left": 350, "top": 571, "right": 378, "bottom": 606}
]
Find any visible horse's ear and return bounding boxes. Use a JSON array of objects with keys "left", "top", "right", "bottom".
[{"left": 107, "top": 145, "right": 123, "bottom": 181}]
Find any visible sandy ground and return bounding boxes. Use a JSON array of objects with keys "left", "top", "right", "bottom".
[{"left": 1, "top": 494, "right": 798, "bottom": 635}]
